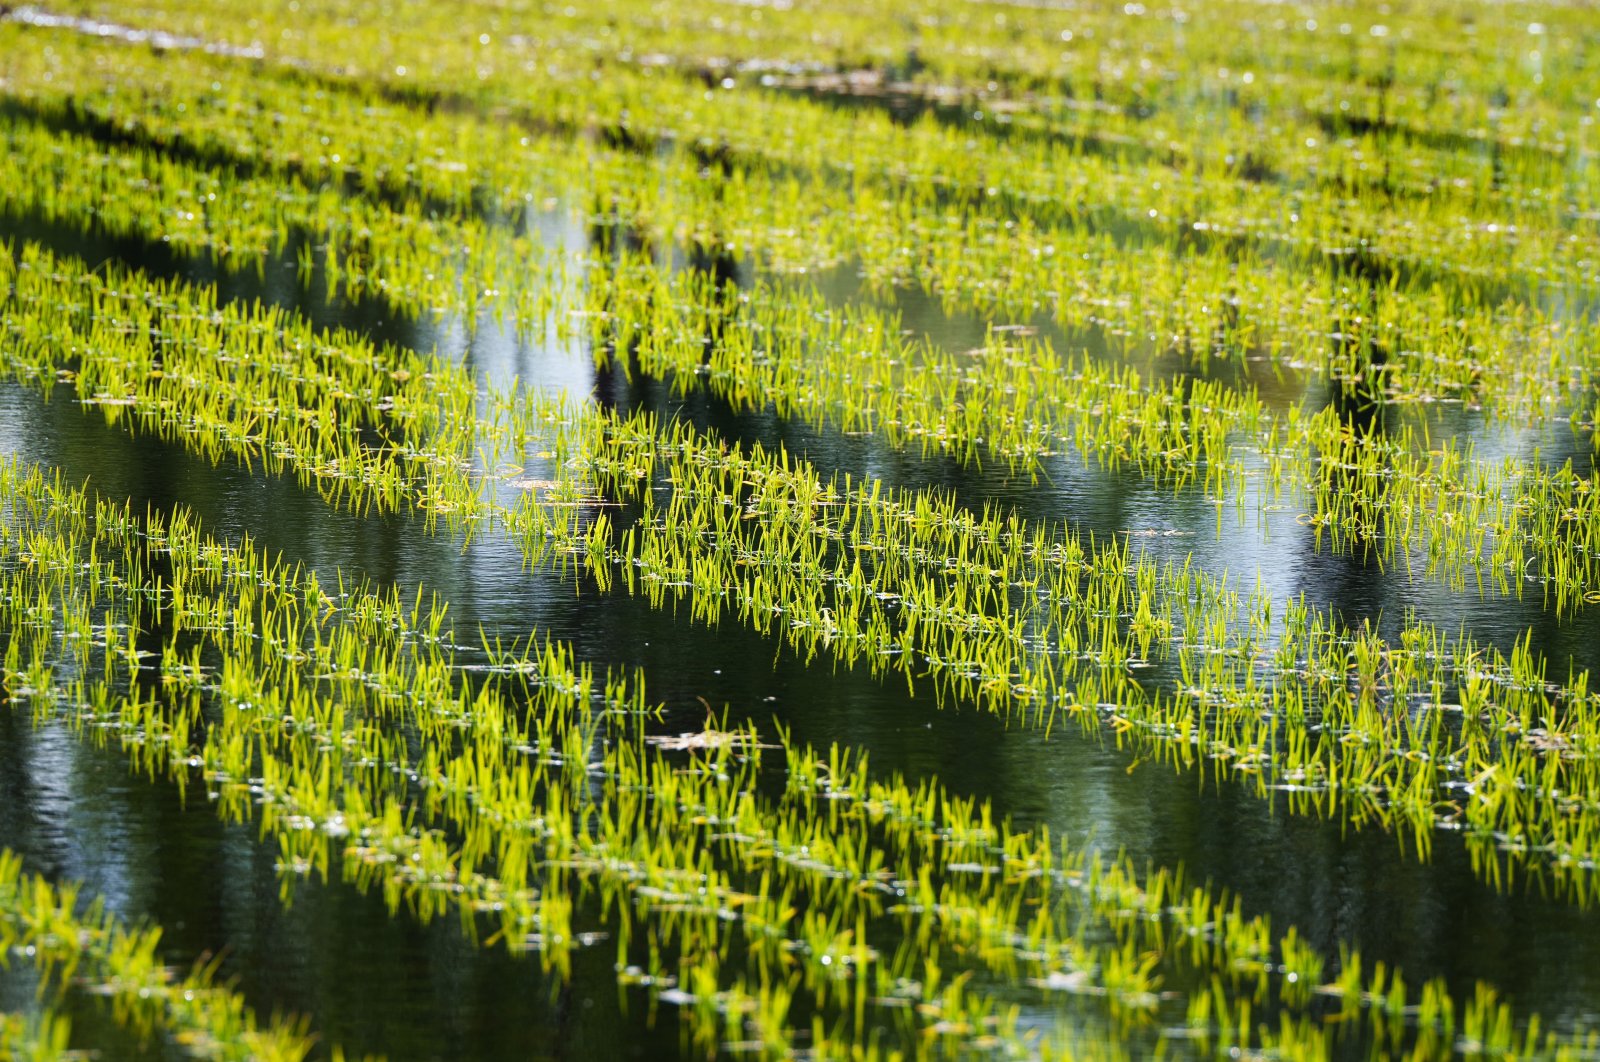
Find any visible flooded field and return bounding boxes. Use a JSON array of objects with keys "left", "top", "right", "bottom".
[{"left": 2, "top": 2, "right": 1600, "bottom": 1059}]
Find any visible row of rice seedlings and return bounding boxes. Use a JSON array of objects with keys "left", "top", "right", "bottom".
[
  {"left": 7, "top": 19, "right": 1598, "bottom": 425},
  {"left": 496, "top": 404, "right": 1600, "bottom": 899},
  {"left": 0, "top": 848, "right": 323, "bottom": 1062},
  {"left": 30, "top": 0, "right": 1598, "bottom": 192},
  {"left": 524, "top": 0, "right": 1599, "bottom": 190},
  {"left": 582, "top": 254, "right": 1600, "bottom": 611},
  {"left": 8, "top": 223, "right": 1600, "bottom": 884},
  {"left": 2, "top": 458, "right": 1593, "bottom": 1059},
  {"left": 643, "top": 90, "right": 1600, "bottom": 309},
  {"left": 7, "top": 75, "right": 1596, "bottom": 621},
  {"left": 1300, "top": 426, "right": 1600, "bottom": 615},
  {"left": 586, "top": 252, "right": 1261, "bottom": 480},
  {"left": 0, "top": 239, "right": 486, "bottom": 524},
  {"left": 0, "top": 105, "right": 588, "bottom": 328},
  {"left": 763, "top": 73, "right": 1588, "bottom": 219}
]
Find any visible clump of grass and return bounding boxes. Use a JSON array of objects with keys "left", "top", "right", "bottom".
[
  {"left": 0, "top": 1009, "right": 74, "bottom": 1062},
  {"left": 0, "top": 848, "right": 322, "bottom": 1062}
]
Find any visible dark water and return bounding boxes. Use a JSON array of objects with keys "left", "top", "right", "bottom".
[
  {"left": 5, "top": 202, "right": 1597, "bottom": 680},
  {"left": 5, "top": 204, "right": 1600, "bottom": 1057},
  {"left": 6, "top": 377, "right": 1600, "bottom": 1056},
  {"left": 0, "top": 711, "right": 680, "bottom": 1061}
]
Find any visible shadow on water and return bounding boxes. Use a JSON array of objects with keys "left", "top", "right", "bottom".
[
  {"left": 6, "top": 376, "right": 1600, "bottom": 1045},
  {"left": 0, "top": 206, "right": 439, "bottom": 355}
]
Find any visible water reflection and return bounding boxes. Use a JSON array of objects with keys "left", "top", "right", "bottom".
[
  {"left": 6, "top": 379, "right": 1600, "bottom": 1048},
  {"left": 3, "top": 200, "right": 1596, "bottom": 679},
  {"left": 0, "top": 716, "right": 676, "bottom": 1061},
  {"left": 7, "top": 185, "right": 1600, "bottom": 1054}
]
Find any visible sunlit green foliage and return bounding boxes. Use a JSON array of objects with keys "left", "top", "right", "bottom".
[{"left": 2, "top": 0, "right": 1599, "bottom": 1057}]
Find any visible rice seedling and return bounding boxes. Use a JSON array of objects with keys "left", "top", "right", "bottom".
[
  {"left": 0, "top": 238, "right": 488, "bottom": 525},
  {"left": 2, "top": 0, "right": 1600, "bottom": 1056},
  {"left": 4, "top": 456, "right": 1599, "bottom": 1059},
  {"left": 0, "top": 1008, "right": 76, "bottom": 1062},
  {"left": 7, "top": 218, "right": 1600, "bottom": 903},
  {"left": 0, "top": 847, "right": 324, "bottom": 1061},
  {"left": 10, "top": 17, "right": 1600, "bottom": 618}
]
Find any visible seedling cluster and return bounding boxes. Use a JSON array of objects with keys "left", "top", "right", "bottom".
[{"left": 1, "top": 0, "right": 1599, "bottom": 1058}]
